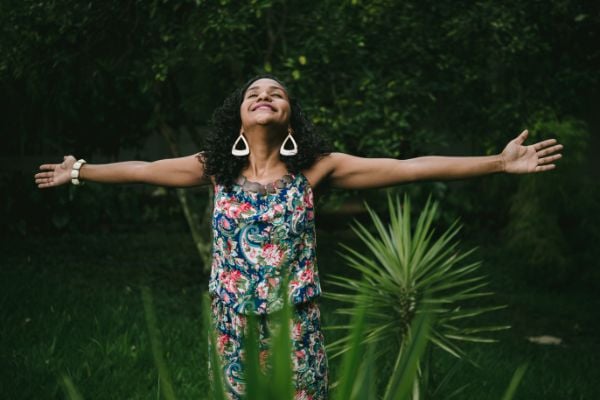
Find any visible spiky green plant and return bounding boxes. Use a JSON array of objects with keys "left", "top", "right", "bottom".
[{"left": 325, "top": 195, "right": 509, "bottom": 364}]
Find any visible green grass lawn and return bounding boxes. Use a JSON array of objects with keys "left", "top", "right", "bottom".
[{"left": 1, "top": 229, "right": 598, "bottom": 399}]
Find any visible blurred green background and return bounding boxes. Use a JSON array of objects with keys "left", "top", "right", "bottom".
[{"left": 1, "top": 0, "right": 599, "bottom": 398}]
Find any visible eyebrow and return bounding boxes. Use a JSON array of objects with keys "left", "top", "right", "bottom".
[{"left": 246, "top": 85, "right": 286, "bottom": 93}]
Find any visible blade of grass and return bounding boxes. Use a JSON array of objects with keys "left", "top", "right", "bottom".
[
  {"left": 202, "top": 294, "right": 227, "bottom": 400},
  {"left": 244, "top": 313, "right": 265, "bottom": 400},
  {"left": 351, "top": 342, "right": 378, "bottom": 400},
  {"left": 61, "top": 375, "right": 84, "bottom": 400},
  {"left": 383, "top": 311, "right": 432, "bottom": 400},
  {"left": 500, "top": 364, "right": 528, "bottom": 400},
  {"left": 268, "top": 276, "right": 294, "bottom": 400},
  {"left": 333, "top": 302, "right": 368, "bottom": 400},
  {"left": 141, "top": 286, "right": 177, "bottom": 400}
]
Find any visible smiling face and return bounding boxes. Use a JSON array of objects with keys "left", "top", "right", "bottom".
[{"left": 240, "top": 78, "right": 291, "bottom": 132}]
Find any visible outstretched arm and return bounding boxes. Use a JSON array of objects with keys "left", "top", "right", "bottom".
[
  {"left": 34, "top": 154, "right": 209, "bottom": 189},
  {"left": 317, "top": 130, "right": 562, "bottom": 189}
]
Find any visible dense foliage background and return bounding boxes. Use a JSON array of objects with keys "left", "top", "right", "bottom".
[
  {"left": 1, "top": 0, "right": 599, "bottom": 398},
  {"left": 3, "top": 0, "right": 599, "bottom": 281}
]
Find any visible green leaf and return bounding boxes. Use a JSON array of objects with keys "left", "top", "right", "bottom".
[
  {"left": 501, "top": 364, "right": 528, "bottom": 400},
  {"left": 383, "top": 311, "right": 432, "bottom": 400},
  {"left": 61, "top": 375, "right": 84, "bottom": 400},
  {"left": 244, "top": 313, "right": 264, "bottom": 400},
  {"left": 202, "top": 294, "right": 226, "bottom": 400},
  {"left": 333, "top": 302, "right": 368, "bottom": 400},
  {"left": 142, "top": 287, "right": 178, "bottom": 400}
]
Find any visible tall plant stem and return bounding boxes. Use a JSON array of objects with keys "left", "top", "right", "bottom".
[{"left": 160, "top": 122, "right": 213, "bottom": 273}]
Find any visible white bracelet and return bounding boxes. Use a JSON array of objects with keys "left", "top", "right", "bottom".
[{"left": 71, "top": 159, "right": 87, "bottom": 185}]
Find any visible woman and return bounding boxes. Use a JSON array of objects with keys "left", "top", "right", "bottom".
[{"left": 34, "top": 75, "right": 563, "bottom": 399}]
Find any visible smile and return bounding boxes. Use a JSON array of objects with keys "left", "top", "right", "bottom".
[{"left": 252, "top": 103, "right": 276, "bottom": 111}]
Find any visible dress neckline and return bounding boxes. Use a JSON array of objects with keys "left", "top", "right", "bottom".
[{"left": 235, "top": 173, "right": 295, "bottom": 195}]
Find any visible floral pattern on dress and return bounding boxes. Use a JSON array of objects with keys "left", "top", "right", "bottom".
[
  {"left": 209, "top": 173, "right": 322, "bottom": 315},
  {"left": 209, "top": 296, "right": 328, "bottom": 400}
]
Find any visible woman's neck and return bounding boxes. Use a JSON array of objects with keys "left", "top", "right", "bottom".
[{"left": 243, "top": 125, "right": 288, "bottom": 182}]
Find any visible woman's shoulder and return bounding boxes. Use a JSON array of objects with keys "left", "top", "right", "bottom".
[{"left": 302, "top": 152, "right": 349, "bottom": 189}]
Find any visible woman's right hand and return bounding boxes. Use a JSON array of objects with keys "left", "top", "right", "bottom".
[{"left": 35, "top": 155, "right": 77, "bottom": 188}]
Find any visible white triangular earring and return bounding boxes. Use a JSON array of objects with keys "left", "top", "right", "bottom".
[
  {"left": 232, "top": 133, "right": 250, "bottom": 156},
  {"left": 280, "top": 128, "right": 298, "bottom": 156}
]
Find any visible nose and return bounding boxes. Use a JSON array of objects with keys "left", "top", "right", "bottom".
[{"left": 257, "top": 90, "right": 272, "bottom": 101}]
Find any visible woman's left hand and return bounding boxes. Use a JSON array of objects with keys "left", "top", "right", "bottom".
[{"left": 501, "top": 130, "right": 563, "bottom": 174}]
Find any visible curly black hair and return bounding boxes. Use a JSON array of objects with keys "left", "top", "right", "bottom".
[{"left": 202, "top": 74, "right": 331, "bottom": 188}]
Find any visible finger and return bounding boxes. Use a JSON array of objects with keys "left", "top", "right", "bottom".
[
  {"left": 514, "top": 129, "right": 529, "bottom": 145},
  {"left": 38, "top": 181, "right": 55, "bottom": 188},
  {"left": 535, "top": 164, "right": 556, "bottom": 172},
  {"left": 39, "top": 164, "right": 58, "bottom": 171},
  {"left": 537, "top": 144, "right": 563, "bottom": 157},
  {"left": 538, "top": 154, "right": 562, "bottom": 165},
  {"left": 533, "top": 139, "right": 558, "bottom": 151},
  {"left": 34, "top": 172, "right": 54, "bottom": 178}
]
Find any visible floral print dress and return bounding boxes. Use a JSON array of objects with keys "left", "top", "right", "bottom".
[{"left": 209, "top": 172, "right": 328, "bottom": 400}]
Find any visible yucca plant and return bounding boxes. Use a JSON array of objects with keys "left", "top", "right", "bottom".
[{"left": 324, "top": 195, "right": 509, "bottom": 394}]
